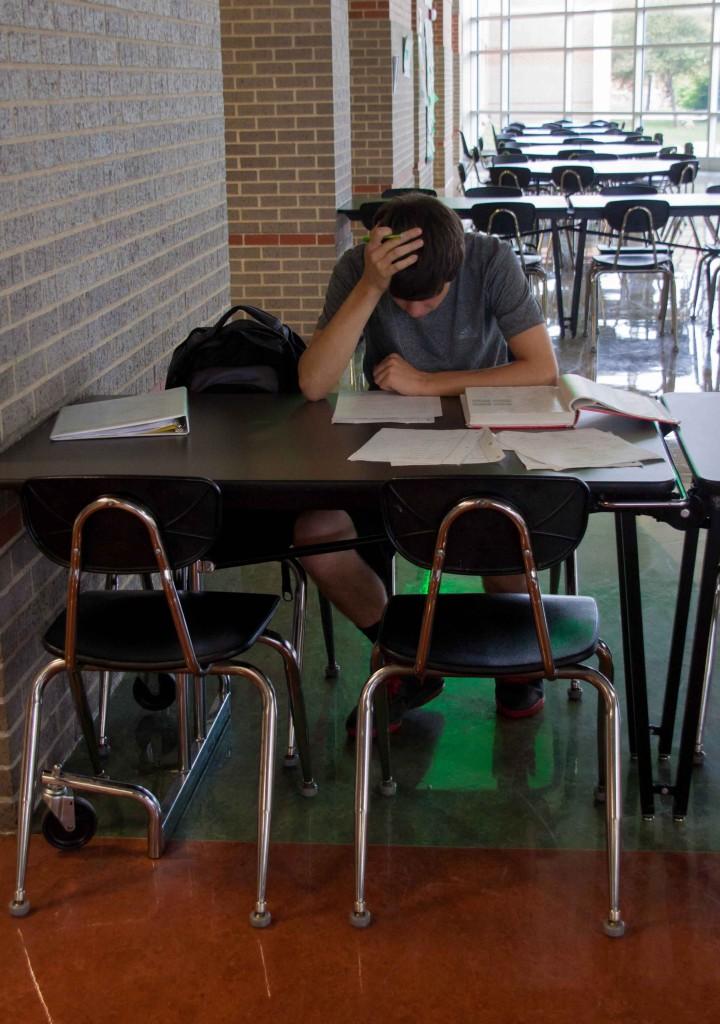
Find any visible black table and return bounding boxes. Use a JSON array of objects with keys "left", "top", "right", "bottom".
[
  {"left": 493, "top": 158, "right": 673, "bottom": 187},
  {"left": 514, "top": 142, "right": 662, "bottom": 159},
  {"left": 659, "top": 392, "right": 720, "bottom": 818},
  {"left": 0, "top": 393, "right": 683, "bottom": 817}
]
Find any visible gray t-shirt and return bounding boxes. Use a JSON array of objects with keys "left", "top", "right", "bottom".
[{"left": 316, "top": 232, "right": 545, "bottom": 384}]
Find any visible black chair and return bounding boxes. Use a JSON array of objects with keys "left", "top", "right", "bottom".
[
  {"left": 464, "top": 184, "right": 523, "bottom": 199},
  {"left": 349, "top": 476, "right": 624, "bottom": 938},
  {"left": 489, "top": 165, "right": 533, "bottom": 190},
  {"left": 459, "top": 131, "right": 481, "bottom": 183},
  {"left": 582, "top": 199, "right": 677, "bottom": 356},
  {"left": 563, "top": 136, "right": 594, "bottom": 144},
  {"left": 382, "top": 187, "right": 438, "bottom": 197},
  {"left": 662, "top": 161, "right": 701, "bottom": 247},
  {"left": 470, "top": 201, "right": 547, "bottom": 315},
  {"left": 690, "top": 185, "right": 720, "bottom": 335},
  {"left": 492, "top": 152, "right": 528, "bottom": 164},
  {"left": 580, "top": 152, "right": 618, "bottom": 161},
  {"left": 358, "top": 201, "right": 385, "bottom": 230},
  {"left": 457, "top": 161, "right": 468, "bottom": 193},
  {"left": 551, "top": 164, "right": 595, "bottom": 195},
  {"left": 9, "top": 477, "right": 318, "bottom": 924},
  {"left": 557, "top": 149, "right": 596, "bottom": 160}
]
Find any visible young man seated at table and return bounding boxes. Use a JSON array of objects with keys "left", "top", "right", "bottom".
[{"left": 295, "top": 194, "right": 558, "bottom": 734}]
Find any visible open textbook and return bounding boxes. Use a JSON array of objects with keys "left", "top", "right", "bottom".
[
  {"left": 50, "top": 387, "right": 189, "bottom": 441},
  {"left": 461, "top": 374, "right": 678, "bottom": 429}
]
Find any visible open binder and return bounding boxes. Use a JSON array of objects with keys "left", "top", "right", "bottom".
[{"left": 50, "top": 387, "right": 189, "bottom": 441}]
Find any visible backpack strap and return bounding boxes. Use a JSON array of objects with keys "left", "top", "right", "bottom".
[{"left": 228, "top": 304, "right": 284, "bottom": 334}]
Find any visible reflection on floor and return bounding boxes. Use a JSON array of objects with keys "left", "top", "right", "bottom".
[{"left": 4, "top": 182, "right": 720, "bottom": 1020}]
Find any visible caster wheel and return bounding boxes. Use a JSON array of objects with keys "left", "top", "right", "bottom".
[
  {"left": 567, "top": 686, "right": 583, "bottom": 702},
  {"left": 133, "top": 673, "right": 176, "bottom": 711},
  {"left": 325, "top": 662, "right": 340, "bottom": 679},
  {"left": 249, "top": 909, "right": 272, "bottom": 929},
  {"left": 602, "top": 917, "right": 626, "bottom": 938},
  {"left": 379, "top": 779, "right": 397, "bottom": 798},
  {"left": 300, "top": 780, "right": 319, "bottom": 798},
  {"left": 8, "top": 898, "right": 30, "bottom": 917},
  {"left": 41, "top": 796, "right": 97, "bottom": 851},
  {"left": 282, "top": 752, "right": 299, "bottom": 769},
  {"left": 98, "top": 740, "right": 111, "bottom": 759},
  {"left": 693, "top": 749, "right": 705, "bottom": 766},
  {"left": 349, "top": 909, "right": 372, "bottom": 928}
]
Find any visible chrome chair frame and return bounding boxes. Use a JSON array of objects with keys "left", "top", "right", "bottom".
[
  {"left": 8, "top": 486, "right": 306, "bottom": 927},
  {"left": 472, "top": 204, "right": 548, "bottom": 317},
  {"left": 583, "top": 202, "right": 677, "bottom": 358},
  {"left": 349, "top": 488, "right": 624, "bottom": 938}
]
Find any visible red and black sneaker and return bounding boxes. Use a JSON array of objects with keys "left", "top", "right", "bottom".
[
  {"left": 345, "top": 675, "right": 445, "bottom": 738},
  {"left": 495, "top": 680, "right": 545, "bottom": 719}
]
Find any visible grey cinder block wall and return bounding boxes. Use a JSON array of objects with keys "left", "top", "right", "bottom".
[{"left": 0, "top": 1, "right": 231, "bottom": 828}]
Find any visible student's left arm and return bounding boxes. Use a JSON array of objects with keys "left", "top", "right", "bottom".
[{"left": 372, "top": 322, "right": 558, "bottom": 396}]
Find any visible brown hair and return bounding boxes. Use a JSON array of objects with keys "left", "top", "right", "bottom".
[{"left": 372, "top": 194, "right": 465, "bottom": 300}]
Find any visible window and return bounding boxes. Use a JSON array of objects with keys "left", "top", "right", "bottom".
[{"left": 462, "top": 1, "right": 718, "bottom": 157}]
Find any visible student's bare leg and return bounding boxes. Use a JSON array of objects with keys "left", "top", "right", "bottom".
[{"left": 293, "top": 510, "right": 387, "bottom": 628}]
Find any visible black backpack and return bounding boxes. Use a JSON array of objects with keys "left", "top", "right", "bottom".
[{"left": 165, "top": 304, "right": 306, "bottom": 394}]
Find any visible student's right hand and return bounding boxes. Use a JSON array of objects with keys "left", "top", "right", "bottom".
[{"left": 362, "top": 227, "right": 423, "bottom": 294}]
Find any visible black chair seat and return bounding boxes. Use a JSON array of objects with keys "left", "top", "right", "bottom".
[
  {"left": 379, "top": 592, "right": 599, "bottom": 675},
  {"left": 44, "top": 590, "right": 280, "bottom": 671},
  {"left": 591, "top": 252, "right": 672, "bottom": 269}
]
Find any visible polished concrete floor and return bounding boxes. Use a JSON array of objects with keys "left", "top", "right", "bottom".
[{"left": 3, "top": 193, "right": 720, "bottom": 1021}]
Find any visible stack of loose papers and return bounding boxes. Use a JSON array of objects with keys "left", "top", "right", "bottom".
[
  {"left": 494, "top": 428, "right": 660, "bottom": 471},
  {"left": 332, "top": 393, "right": 442, "bottom": 424},
  {"left": 349, "top": 428, "right": 505, "bottom": 466}
]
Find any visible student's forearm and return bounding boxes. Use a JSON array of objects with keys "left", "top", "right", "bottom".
[
  {"left": 299, "top": 281, "right": 383, "bottom": 401},
  {"left": 423, "top": 358, "right": 558, "bottom": 395}
]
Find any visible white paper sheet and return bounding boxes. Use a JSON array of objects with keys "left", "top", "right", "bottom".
[
  {"left": 348, "top": 428, "right": 505, "bottom": 466},
  {"left": 332, "top": 392, "right": 442, "bottom": 424},
  {"left": 494, "top": 428, "right": 660, "bottom": 471}
]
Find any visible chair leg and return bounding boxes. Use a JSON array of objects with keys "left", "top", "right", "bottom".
[
  {"left": 350, "top": 665, "right": 400, "bottom": 928},
  {"left": 9, "top": 660, "right": 65, "bottom": 917},
  {"left": 319, "top": 593, "right": 339, "bottom": 678},
  {"left": 692, "top": 572, "right": 720, "bottom": 764},
  {"left": 567, "top": 655, "right": 625, "bottom": 938},
  {"left": 258, "top": 629, "right": 317, "bottom": 796},
  {"left": 227, "top": 663, "right": 277, "bottom": 928}
]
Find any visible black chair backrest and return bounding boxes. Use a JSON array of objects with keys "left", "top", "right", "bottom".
[
  {"left": 458, "top": 162, "right": 467, "bottom": 187},
  {"left": 603, "top": 198, "right": 671, "bottom": 233},
  {"left": 497, "top": 147, "right": 524, "bottom": 157},
  {"left": 470, "top": 201, "right": 536, "bottom": 237},
  {"left": 381, "top": 187, "right": 438, "bottom": 197},
  {"left": 492, "top": 152, "right": 527, "bottom": 163},
  {"left": 581, "top": 152, "right": 617, "bottom": 161},
  {"left": 358, "top": 201, "right": 385, "bottom": 229},
  {"left": 551, "top": 164, "right": 595, "bottom": 193},
  {"left": 464, "top": 185, "right": 523, "bottom": 199},
  {"left": 382, "top": 477, "right": 591, "bottom": 576},
  {"left": 658, "top": 147, "right": 678, "bottom": 158},
  {"left": 557, "top": 149, "right": 596, "bottom": 160},
  {"left": 459, "top": 130, "right": 472, "bottom": 159},
  {"left": 489, "top": 165, "right": 533, "bottom": 189},
  {"left": 706, "top": 184, "right": 720, "bottom": 194},
  {"left": 667, "top": 161, "right": 698, "bottom": 187},
  {"left": 564, "top": 136, "right": 594, "bottom": 144},
  {"left": 601, "top": 183, "right": 658, "bottom": 196},
  {"left": 506, "top": 122, "right": 525, "bottom": 131},
  {"left": 22, "top": 477, "right": 221, "bottom": 574}
]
